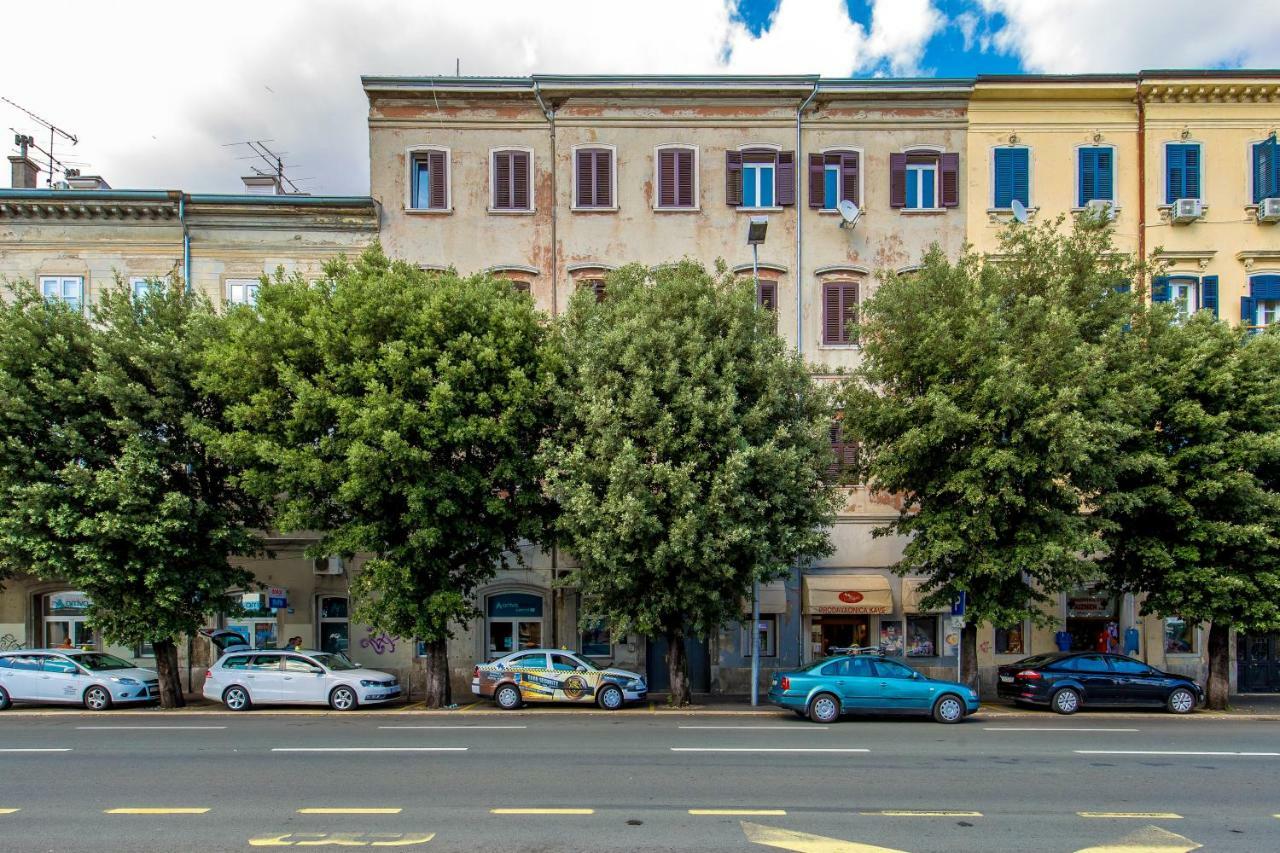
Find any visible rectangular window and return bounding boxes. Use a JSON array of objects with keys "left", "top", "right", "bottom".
[
  {"left": 410, "top": 150, "right": 449, "bottom": 210},
  {"left": 756, "top": 279, "right": 777, "bottom": 312},
  {"left": 1078, "top": 147, "right": 1115, "bottom": 206},
  {"left": 225, "top": 279, "right": 260, "bottom": 307},
  {"left": 1258, "top": 299, "right": 1280, "bottom": 327},
  {"left": 743, "top": 162, "right": 775, "bottom": 208},
  {"left": 823, "top": 166, "right": 839, "bottom": 210},
  {"left": 994, "top": 623, "right": 1027, "bottom": 655},
  {"left": 826, "top": 419, "right": 859, "bottom": 481},
  {"left": 809, "top": 151, "right": 859, "bottom": 210},
  {"left": 1164, "top": 617, "right": 1196, "bottom": 654},
  {"left": 574, "top": 148, "right": 614, "bottom": 209},
  {"left": 906, "top": 162, "right": 937, "bottom": 209},
  {"left": 130, "top": 276, "right": 165, "bottom": 300},
  {"left": 993, "top": 147, "right": 1030, "bottom": 209},
  {"left": 656, "top": 147, "right": 696, "bottom": 208},
  {"left": 822, "top": 281, "right": 858, "bottom": 345},
  {"left": 906, "top": 615, "right": 938, "bottom": 657},
  {"left": 580, "top": 619, "right": 611, "bottom": 658},
  {"left": 135, "top": 642, "right": 155, "bottom": 658},
  {"left": 1169, "top": 280, "right": 1198, "bottom": 321},
  {"left": 579, "top": 278, "right": 606, "bottom": 303},
  {"left": 40, "top": 276, "right": 83, "bottom": 311},
  {"left": 1253, "top": 136, "right": 1279, "bottom": 203},
  {"left": 491, "top": 150, "right": 531, "bottom": 211},
  {"left": 318, "top": 596, "right": 349, "bottom": 656},
  {"left": 742, "top": 616, "right": 777, "bottom": 658},
  {"left": 1165, "top": 143, "right": 1201, "bottom": 203},
  {"left": 879, "top": 620, "right": 904, "bottom": 656},
  {"left": 891, "top": 151, "right": 958, "bottom": 209}
]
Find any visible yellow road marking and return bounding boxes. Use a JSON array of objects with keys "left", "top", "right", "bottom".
[
  {"left": 1078, "top": 812, "right": 1184, "bottom": 820},
  {"left": 741, "top": 821, "right": 911, "bottom": 853},
  {"left": 297, "top": 808, "right": 403, "bottom": 815},
  {"left": 861, "top": 810, "right": 982, "bottom": 817},
  {"left": 1073, "top": 825, "right": 1202, "bottom": 853},
  {"left": 456, "top": 702, "right": 479, "bottom": 713},
  {"left": 0, "top": 809, "right": 19, "bottom": 814},
  {"left": 490, "top": 808, "right": 594, "bottom": 815},
  {"left": 690, "top": 809, "right": 787, "bottom": 816},
  {"left": 106, "top": 807, "right": 210, "bottom": 815}
]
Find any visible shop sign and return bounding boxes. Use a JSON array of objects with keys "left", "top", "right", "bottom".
[
  {"left": 267, "top": 587, "right": 288, "bottom": 610},
  {"left": 487, "top": 592, "right": 543, "bottom": 618},
  {"left": 837, "top": 591, "right": 864, "bottom": 604},
  {"left": 49, "top": 592, "right": 91, "bottom": 613},
  {"left": 242, "top": 592, "right": 263, "bottom": 612},
  {"left": 813, "top": 604, "right": 890, "bottom": 615}
]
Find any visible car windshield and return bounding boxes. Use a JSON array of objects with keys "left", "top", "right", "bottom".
[
  {"left": 310, "top": 653, "right": 360, "bottom": 671},
  {"left": 71, "top": 653, "right": 135, "bottom": 671}
]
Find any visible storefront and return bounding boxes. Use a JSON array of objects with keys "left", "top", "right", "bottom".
[
  {"left": 900, "top": 579, "right": 958, "bottom": 659},
  {"left": 802, "top": 573, "right": 891, "bottom": 659},
  {"left": 223, "top": 588, "right": 288, "bottom": 650},
  {"left": 41, "top": 591, "right": 95, "bottom": 649},
  {"left": 484, "top": 591, "right": 545, "bottom": 659},
  {"left": 1065, "top": 583, "right": 1119, "bottom": 652}
]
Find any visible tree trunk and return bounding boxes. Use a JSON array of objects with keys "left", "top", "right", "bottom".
[
  {"left": 153, "top": 638, "right": 185, "bottom": 709},
  {"left": 665, "top": 631, "right": 691, "bottom": 708},
  {"left": 422, "top": 639, "right": 452, "bottom": 709},
  {"left": 960, "top": 622, "right": 979, "bottom": 692},
  {"left": 1206, "top": 622, "right": 1231, "bottom": 711}
]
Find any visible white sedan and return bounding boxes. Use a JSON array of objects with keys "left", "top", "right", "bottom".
[
  {"left": 203, "top": 649, "right": 401, "bottom": 711},
  {"left": 0, "top": 649, "right": 159, "bottom": 710}
]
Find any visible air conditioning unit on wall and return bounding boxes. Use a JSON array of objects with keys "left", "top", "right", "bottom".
[
  {"left": 314, "top": 555, "right": 345, "bottom": 575},
  {"left": 1258, "top": 198, "right": 1280, "bottom": 223},
  {"left": 1085, "top": 199, "right": 1116, "bottom": 221},
  {"left": 1171, "top": 198, "right": 1203, "bottom": 223}
]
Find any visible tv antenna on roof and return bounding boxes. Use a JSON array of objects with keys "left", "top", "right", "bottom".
[
  {"left": 1011, "top": 198, "right": 1029, "bottom": 224},
  {"left": 837, "top": 199, "right": 861, "bottom": 230},
  {"left": 223, "top": 139, "right": 305, "bottom": 194},
  {"left": 2, "top": 96, "right": 78, "bottom": 186}
]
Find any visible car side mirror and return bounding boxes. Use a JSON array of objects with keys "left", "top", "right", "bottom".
[{"left": 911, "top": 672, "right": 920, "bottom": 680}]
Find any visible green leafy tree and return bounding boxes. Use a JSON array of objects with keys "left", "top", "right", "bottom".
[
  {"left": 1096, "top": 313, "right": 1280, "bottom": 708},
  {"left": 201, "top": 246, "right": 558, "bottom": 707},
  {"left": 541, "top": 260, "right": 840, "bottom": 706},
  {"left": 0, "top": 279, "right": 264, "bottom": 707},
  {"left": 842, "top": 220, "right": 1140, "bottom": 686}
]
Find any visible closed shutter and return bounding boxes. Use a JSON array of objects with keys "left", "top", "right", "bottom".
[
  {"left": 889, "top": 153, "right": 907, "bottom": 208},
  {"left": 658, "top": 148, "right": 676, "bottom": 207},
  {"left": 841, "top": 152, "right": 859, "bottom": 205},
  {"left": 726, "top": 150, "right": 743, "bottom": 206},
  {"left": 776, "top": 151, "right": 795, "bottom": 206},
  {"left": 826, "top": 421, "right": 859, "bottom": 480},
  {"left": 576, "top": 149, "right": 593, "bottom": 207},
  {"left": 1096, "top": 148, "right": 1114, "bottom": 202},
  {"left": 808, "top": 153, "right": 825, "bottom": 209},
  {"left": 1151, "top": 275, "right": 1171, "bottom": 304},
  {"left": 675, "top": 149, "right": 695, "bottom": 207},
  {"left": 494, "top": 152, "right": 512, "bottom": 209},
  {"left": 1200, "top": 275, "right": 1218, "bottom": 319},
  {"left": 1254, "top": 275, "right": 1280, "bottom": 300},
  {"left": 757, "top": 280, "right": 777, "bottom": 311},
  {"left": 594, "top": 150, "right": 612, "bottom": 208},
  {"left": 1183, "top": 144, "right": 1200, "bottom": 201},
  {"left": 823, "top": 281, "right": 858, "bottom": 345},
  {"left": 1165, "top": 145, "right": 1184, "bottom": 204},
  {"left": 1242, "top": 295, "right": 1258, "bottom": 330},
  {"left": 512, "top": 151, "right": 529, "bottom": 210},
  {"left": 994, "top": 149, "right": 1013, "bottom": 208},
  {"left": 428, "top": 150, "right": 448, "bottom": 209},
  {"left": 1079, "top": 149, "right": 1096, "bottom": 207},
  {"left": 940, "top": 152, "right": 960, "bottom": 208},
  {"left": 1011, "top": 148, "right": 1028, "bottom": 207}
]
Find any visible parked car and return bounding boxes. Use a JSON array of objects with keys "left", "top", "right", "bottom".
[
  {"left": 767, "top": 654, "right": 980, "bottom": 723},
  {"left": 203, "top": 649, "right": 401, "bottom": 711},
  {"left": 0, "top": 649, "right": 159, "bottom": 710},
  {"left": 996, "top": 652, "right": 1203, "bottom": 714},
  {"left": 199, "top": 628, "right": 253, "bottom": 657},
  {"left": 472, "top": 649, "right": 647, "bottom": 710}
]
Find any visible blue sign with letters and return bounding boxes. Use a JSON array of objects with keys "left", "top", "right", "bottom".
[{"left": 951, "top": 592, "right": 966, "bottom": 617}]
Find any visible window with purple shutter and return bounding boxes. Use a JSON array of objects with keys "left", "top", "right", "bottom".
[
  {"left": 822, "top": 281, "right": 859, "bottom": 345},
  {"left": 728, "top": 148, "right": 795, "bottom": 208},
  {"left": 809, "top": 151, "right": 860, "bottom": 209},
  {"left": 826, "top": 419, "right": 859, "bottom": 482},
  {"left": 756, "top": 280, "right": 777, "bottom": 312},
  {"left": 410, "top": 149, "right": 449, "bottom": 210},
  {"left": 580, "top": 278, "right": 607, "bottom": 302},
  {"left": 892, "top": 150, "right": 958, "bottom": 210},
  {"left": 492, "top": 150, "right": 532, "bottom": 211},
  {"left": 575, "top": 148, "right": 614, "bottom": 209},
  {"left": 657, "top": 146, "right": 696, "bottom": 208}
]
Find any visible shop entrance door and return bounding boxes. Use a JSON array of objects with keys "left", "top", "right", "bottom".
[
  {"left": 811, "top": 615, "right": 870, "bottom": 658},
  {"left": 1238, "top": 633, "right": 1280, "bottom": 692},
  {"left": 42, "top": 591, "right": 95, "bottom": 650}
]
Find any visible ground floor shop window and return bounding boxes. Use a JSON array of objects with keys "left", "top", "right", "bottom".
[
  {"left": 879, "top": 620, "right": 904, "bottom": 656},
  {"left": 906, "top": 615, "right": 938, "bottom": 657},
  {"left": 318, "top": 596, "right": 350, "bottom": 655},
  {"left": 810, "top": 615, "right": 870, "bottom": 658},
  {"left": 135, "top": 642, "right": 154, "bottom": 658},
  {"left": 994, "top": 622, "right": 1027, "bottom": 655},
  {"left": 42, "top": 591, "right": 95, "bottom": 649},
  {"left": 580, "top": 618, "right": 611, "bottom": 658},
  {"left": 1066, "top": 584, "right": 1118, "bottom": 652},
  {"left": 741, "top": 616, "right": 777, "bottom": 658},
  {"left": 486, "top": 592, "right": 544, "bottom": 658},
  {"left": 1164, "top": 617, "right": 1197, "bottom": 654}
]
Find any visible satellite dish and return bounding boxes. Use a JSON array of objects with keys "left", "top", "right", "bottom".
[
  {"left": 837, "top": 199, "right": 861, "bottom": 229},
  {"left": 1011, "top": 199, "right": 1028, "bottom": 224}
]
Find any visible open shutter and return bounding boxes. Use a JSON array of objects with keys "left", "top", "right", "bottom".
[
  {"left": 1166, "top": 145, "right": 1185, "bottom": 204},
  {"left": 676, "top": 149, "right": 694, "bottom": 207},
  {"left": 1200, "top": 275, "right": 1218, "bottom": 319},
  {"left": 428, "top": 150, "right": 448, "bottom": 209},
  {"left": 658, "top": 148, "right": 676, "bottom": 207},
  {"left": 1255, "top": 136, "right": 1278, "bottom": 202},
  {"left": 576, "top": 149, "right": 593, "bottom": 207},
  {"left": 889, "top": 153, "right": 907, "bottom": 209},
  {"left": 776, "top": 150, "right": 795, "bottom": 206},
  {"left": 823, "top": 283, "right": 842, "bottom": 344},
  {"left": 808, "top": 153, "right": 825, "bottom": 209},
  {"left": 940, "top": 152, "right": 960, "bottom": 208},
  {"left": 512, "top": 151, "right": 529, "bottom": 210},
  {"left": 841, "top": 152, "right": 859, "bottom": 204},
  {"left": 493, "top": 152, "right": 511, "bottom": 209},
  {"left": 595, "top": 150, "right": 612, "bottom": 208},
  {"left": 1241, "top": 295, "right": 1258, "bottom": 330},
  {"left": 1151, "top": 275, "right": 1171, "bottom": 304},
  {"left": 726, "top": 150, "right": 743, "bottom": 206}
]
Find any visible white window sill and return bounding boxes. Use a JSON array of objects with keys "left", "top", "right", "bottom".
[
  {"left": 738, "top": 206, "right": 784, "bottom": 213},
  {"left": 404, "top": 207, "right": 452, "bottom": 215},
  {"left": 1071, "top": 205, "right": 1122, "bottom": 214},
  {"left": 817, "top": 343, "right": 861, "bottom": 351},
  {"left": 987, "top": 206, "right": 1038, "bottom": 215},
  {"left": 818, "top": 208, "right": 865, "bottom": 215},
  {"left": 571, "top": 206, "right": 619, "bottom": 213},
  {"left": 653, "top": 206, "right": 701, "bottom": 213},
  {"left": 487, "top": 207, "right": 536, "bottom": 215},
  {"left": 900, "top": 208, "right": 948, "bottom": 215}
]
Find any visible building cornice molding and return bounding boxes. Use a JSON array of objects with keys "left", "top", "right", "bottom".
[{"left": 1141, "top": 82, "right": 1280, "bottom": 104}]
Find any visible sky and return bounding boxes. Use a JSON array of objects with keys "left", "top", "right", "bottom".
[{"left": 2, "top": 0, "right": 1277, "bottom": 196}]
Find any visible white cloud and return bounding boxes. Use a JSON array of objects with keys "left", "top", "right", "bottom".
[
  {"left": 978, "top": 0, "right": 1280, "bottom": 72},
  {"left": 0, "top": 0, "right": 944, "bottom": 196}
]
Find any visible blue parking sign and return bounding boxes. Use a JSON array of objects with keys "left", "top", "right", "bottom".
[{"left": 950, "top": 592, "right": 966, "bottom": 617}]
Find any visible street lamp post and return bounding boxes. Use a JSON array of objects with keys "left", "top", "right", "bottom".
[{"left": 746, "top": 216, "right": 767, "bottom": 707}]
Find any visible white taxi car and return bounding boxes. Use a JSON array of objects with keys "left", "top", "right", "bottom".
[
  {"left": 0, "top": 649, "right": 159, "bottom": 710},
  {"left": 472, "top": 648, "right": 647, "bottom": 710},
  {"left": 203, "top": 648, "right": 400, "bottom": 711}
]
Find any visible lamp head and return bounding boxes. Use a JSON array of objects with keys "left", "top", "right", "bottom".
[{"left": 746, "top": 216, "right": 768, "bottom": 245}]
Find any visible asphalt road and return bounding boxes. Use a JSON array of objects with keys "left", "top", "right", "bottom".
[{"left": 1, "top": 709, "right": 1278, "bottom": 852}]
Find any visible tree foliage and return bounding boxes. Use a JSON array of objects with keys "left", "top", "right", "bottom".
[
  {"left": 200, "top": 245, "right": 558, "bottom": 706},
  {"left": 541, "top": 260, "right": 841, "bottom": 705}
]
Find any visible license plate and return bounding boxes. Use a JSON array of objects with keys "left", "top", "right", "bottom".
[{"left": 999, "top": 675, "right": 1014, "bottom": 683}]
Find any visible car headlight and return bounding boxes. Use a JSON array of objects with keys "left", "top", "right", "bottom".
[
  {"left": 626, "top": 679, "right": 646, "bottom": 691},
  {"left": 112, "top": 677, "right": 141, "bottom": 685},
  {"left": 360, "top": 680, "right": 378, "bottom": 687}
]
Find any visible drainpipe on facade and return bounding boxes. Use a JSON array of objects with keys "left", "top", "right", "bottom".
[
  {"left": 175, "top": 192, "right": 191, "bottom": 292},
  {"left": 534, "top": 82, "right": 558, "bottom": 315},
  {"left": 794, "top": 82, "right": 820, "bottom": 356},
  {"left": 1137, "top": 88, "right": 1146, "bottom": 275}
]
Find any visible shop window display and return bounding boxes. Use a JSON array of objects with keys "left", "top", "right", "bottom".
[
  {"left": 1164, "top": 617, "right": 1196, "bottom": 654},
  {"left": 995, "top": 623, "right": 1026, "bottom": 655},
  {"left": 879, "top": 620, "right": 904, "bottom": 656},
  {"left": 906, "top": 615, "right": 937, "bottom": 657}
]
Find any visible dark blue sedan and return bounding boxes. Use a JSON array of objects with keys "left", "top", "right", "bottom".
[
  {"left": 767, "top": 654, "right": 980, "bottom": 724},
  {"left": 997, "top": 652, "right": 1203, "bottom": 714}
]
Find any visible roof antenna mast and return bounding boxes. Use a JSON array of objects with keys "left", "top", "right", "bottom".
[{"left": 1, "top": 96, "right": 78, "bottom": 186}]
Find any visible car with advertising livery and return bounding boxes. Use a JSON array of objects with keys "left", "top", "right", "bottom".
[
  {"left": 767, "top": 650, "right": 979, "bottom": 723},
  {"left": 996, "top": 652, "right": 1203, "bottom": 714},
  {"left": 203, "top": 648, "right": 401, "bottom": 711},
  {"left": 472, "top": 649, "right": 647, "bottom": 710},
  {"left": 0, "top": 649, "right": 159, "bottom": 710}
]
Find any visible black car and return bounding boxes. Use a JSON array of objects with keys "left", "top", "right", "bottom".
[{"left": 997, "top": 652, "right": 1203, "bottom": 714}]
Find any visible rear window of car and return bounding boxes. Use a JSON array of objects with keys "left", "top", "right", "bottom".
[{"left": 2, "top": 655, "right": 44, "bottom": 671}]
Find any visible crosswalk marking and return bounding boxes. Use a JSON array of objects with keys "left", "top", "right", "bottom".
[
  {"left": 742, "top": 821, "right": 911, "bottom": 853},
  {"left": 1073, "top": 825, "right": 1202, "bottom": 853}
]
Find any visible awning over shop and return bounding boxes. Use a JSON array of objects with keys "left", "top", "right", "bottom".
[
  {"left": 740, "top": 581, "right": 788, "bottom": 615},
  {"left": 902, "top": 578, "right": 946, "bottom": 614},
  {"left": 803, "top": 574, "right": 892, "bottom": 615}
]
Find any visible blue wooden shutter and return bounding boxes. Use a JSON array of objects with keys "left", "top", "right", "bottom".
[
  {"left": 994, "top": 148, "right": 1013, "bottom": 208},
  {"left": 1096, "top": 148, "right": 1113, "bottom": 202},
  {"left": 1166, "top": 144, "right": 1185, "bottom": 204},
  {"left": 1184, "top": 144, "right": 1200, "bottom": 200},
  {"left": 1151, "top": 275, "right": 1171, "bottom": 303},
  {"left": 1079, "top": 148, "right": 1095, "bottom": 207},
  {"left": 1011, "top": 148, "right": 1029, "bottom": 206},
  {"left": 1200, "top": 275, "right": 1218, "bottom": 319},
  {"left": 1254, "top": 137, "right": 1278, "bottom": 203},
  {"left": 1241, "top": 295, "right": 1258, "bottom": 330}
]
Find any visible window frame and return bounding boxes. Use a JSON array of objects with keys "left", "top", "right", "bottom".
[
  {"left": 571, "top": 144, "right": 618, "bottom": 211},
  {"left": 405, "top": 145, "right": 452, "bottom": 213},
  {"left": 653, "top": 143, "right": 699, "bottom": 211},
  {"left": 39, "top": 275, "right": 84, "bottom": 311},
  {"left": 224, "top": 278, "right": 261, "bottom": 308},
  {"left": 736, "top": 144, "right": 783, "bottom": 211},
  {"left": 1250, "top": 136, "right": 1280, "bottom": 204},
  {"left": 488, "top": 146, "right": 535, "bottom": 214},
  {"left": 994, "top": 620, "right": 1030, "bottom": 656},
  {"left": 816, "top": 147, "right": 864, "bottom": 212},
  {"left": 821, "top": 279, "right": 860, "bottom": 347},
  {"left": 129, "top": 276, "right": 167, "bottom": 300},
  {"left": 1163, "top": 140, "right": 1203, "bottom": 204},
  {"left": 1075, "top": 143, "right": 1118, "bottom": 208},
  {"left": 990, "top": 144, "right": 1031, "bottom": 210},
  {"left": 741, "top": 615, "right": 777, "bottom": 659},
  {"left": 1168, "top": 277, "right": 1199, "bottom": 322},
  {"left": 1163, "top": 617, "right": 1199, "bottom": 655},
  {"left": 905, "top": 614, "right": 939, "bottom": 658},
  {"left": 316, "top": 595, "right": 350, "bottom": 656},
  {"left": 905, "top": 161, "right": 938, "bottom": 210}
]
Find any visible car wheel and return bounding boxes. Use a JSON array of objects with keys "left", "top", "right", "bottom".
[
  {"left": 933, "top": 694, "right": 966, "bottom": 724},
  {"left": 0, "top": 686, "right": 10, "bottom": 711},
  {"left": 329, "top": 685, "right": 358, "bottom": 711},
  {"left": 1051, "top": 687, "right": 1081, "bottom": 715},
  {"left": 495, "top": 683, "right": 522, "bottom": 710},
  {"left": 808, "top": 692, "right": 840, "bottom": 724},
  {"left": 597, "top": 684, "right": 624, "bottom": 711},
  {"left": 83, "top": 685, "right": 112, "bottom": 711},
  {"left": 1167, "top": 687, "right": 1196, "bottom": 715},
  {"left": 223, "top": 685, "right": 251, "bottom": 712}
]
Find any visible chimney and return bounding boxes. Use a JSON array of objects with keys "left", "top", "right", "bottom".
[
  {"left": 9, "top": 154, "right": 39, "bottom": 189},
  {"left": 65, "top": 174, "right": 112, "bottom": 190},
  {"left": 241, "top": 174, "right": 282, "bottom": 195}
]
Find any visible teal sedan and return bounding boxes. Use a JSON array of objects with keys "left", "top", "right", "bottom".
[{"left": 767, "top": 654, "right": 980, "bottom": 724}]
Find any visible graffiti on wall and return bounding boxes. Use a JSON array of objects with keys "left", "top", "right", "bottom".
[{"left": 359, "top": 628, "right": 398, "bottom": 655}]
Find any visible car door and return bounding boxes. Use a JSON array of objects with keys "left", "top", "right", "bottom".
[
  {"left": 871, "top": 659, "right": 934, "bottom": 711},
  {"left": 0, "top": 654, "right": 45, "bottom": 702},
  {"left": 506, "top": 653, "right": 550, "bottom": 702},
  {"left": 242, "top": 654, "right": 285, "bottom": 703},
  {"left": 281, "top": 655, "right": 329, "bottom": 704},
  {"left": 548, "top": 653, "right": 593, "bottom": 703},
  {"left": 1106, "top": 655, "right": 1165, "bottom": 705},
  {"left": 821, "top": 656, "right": 879, "bottom": 710},
  {"left": 40, "top": 654, "right": 84, "bottom": 703},
  {"left": 1060, "top": 654, "right": 1119, "bottom": 704}
]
